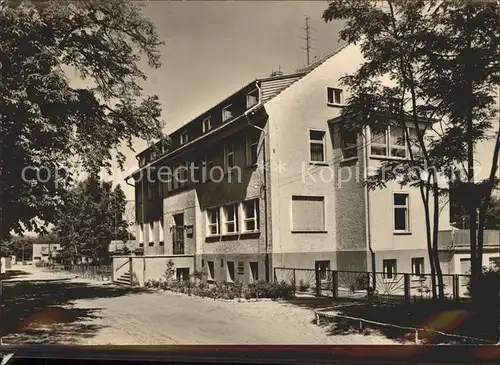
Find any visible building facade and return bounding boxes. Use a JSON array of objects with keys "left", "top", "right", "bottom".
[
  {"left": 124, "top": 43, "right": 496, "bottom": 286},
  {"left": 32, "top": 243, "right": 62, "bottom": 263}
]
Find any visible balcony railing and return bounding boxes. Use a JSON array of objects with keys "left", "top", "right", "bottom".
[{"left": 438, "top": 229, "right": 500, "bottom": 249}]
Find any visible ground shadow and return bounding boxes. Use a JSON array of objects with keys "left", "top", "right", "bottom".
[
  {"left": 284, "top": 296, "right": 497, "bottom": 344},
  {"left": 1, "top": 277, "right": 148, "bottom": 344},
  {"left": 0, "top": 270, "right": 30, "bottom": 281}
]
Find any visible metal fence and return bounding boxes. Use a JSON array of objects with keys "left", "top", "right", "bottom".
[
  {"left": 274, "top": 267, "right": 471, "bottom": 303},
  {"left": 48, "top": 263, "right": 112, "bottom": 281}
]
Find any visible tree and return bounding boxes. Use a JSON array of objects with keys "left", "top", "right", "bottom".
[
  {"left": 323, "top": 0, "right": 499, "bottom": 301},
  {"left": 55, "top": 176, "right": 129, "bottom": 263},
  {"left": 0, "top": 0, "right": 166, "bottom": 240},
  {"left": 418, "top": 0, "right": 500, "bottom": 300},
  {"left": 323, "top": 0, "right": 449, "bottom": 299}
]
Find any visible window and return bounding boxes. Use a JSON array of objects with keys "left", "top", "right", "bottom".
[
  {"left": 159, "top": 219, "right": 164, "bottom": 244},
  {"left": 207, "top": 261, "right": 215, "bottom": 281},
  {"left": 249, "top": 262, "right": 259, "bottom": 282},
  {"left": 370, "top": 127, "right": 388, "bottom": 156},
  {"left": 327, "top": 87, "right": 343, "bottom": 106},
  {"left": 224, "top": 144, "right": 234, "bottom": 171},
  {"left": 176, "top": 268, "right": 190, "bottom": 281},
  {"left": 370, "top": 126, "right": 413, "bottom": 159},
  {"left": 390, "top": 127, "right": 406, "bottom": 158},
  {"left": 489, "top": 257, "right": 500, "bottom": 268},
  {"left": 291, "top": 196, "right": 325, "bottom": 232},
  {"left": 383, "top": 259, "right": 397, "bottom": 281},
  {"left": 180, "top": 130, "right": 189, "bottom": 145},
  {"left": 243, "top": 199, "right": 259, "bottom": 232},
  {"left": 227, "top": 261, "right": 235, "bottom": 282},
  {"left": 139, "top": 156, "right": 146, "bottom": 167},
  {"left": 316, "top": 260, "right": 330, "bottom": 281},
  {"left": 173, "top": 214, "right": 185, "bottom": 255},
  {"left": 246, "top": 133, "right": 259, "bottom": 166},
  {"left": 202, "top": 117, "right": 212, "bottom": 133},
  {"left": 138, "top": 223, "right": 144, "bottom": 243},
  {"left": 247, "top": 89, "right": 259, "bottom": 108},
  {"left": 207, "top": 207, "right": 220, "bottom": 236},
  {"left": 222, "top": 105, "right": 233, "bottom": 122},
  {"left": 148, "top": 222, "right": 154, "bottom": 245},
  {"left": 393, "top": 193, "right": 410, "bottom": 232},
  {"left": 340, "top": 127, "right": 357, "bottom": 159},
  {"left": 223, "top": 204, "right": 239, "bottom": 234},
  {"left": 309, "top": 130, "right": 326, "bottom": 163},
  {"left": 411, "top": 257, "right": 424, "bottom": 279}
]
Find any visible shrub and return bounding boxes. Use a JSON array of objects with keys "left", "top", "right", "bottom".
[
  {"left": 298, "top": 279, "right": 310, "bottom": 292},
  {"left": 245, "top": 280, "right": 295, "bottom": 300}
]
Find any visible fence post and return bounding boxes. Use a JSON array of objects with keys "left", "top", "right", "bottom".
[
  {"left": 293, "top": 269, "right": 297, "bottom": 294},
  {"left": 273, "top": 267, "right": 277, "bottom": 281},
  {"left": 129, "top": 257, "right": 133, "bottom": 285},
  {"left": 453, "top": 274, "right": 460, "bottom": 300},
  {"left": 315, "top": 268, "right": 321, "bottom": 297},
  {"left": 332, "top": 270, "right": 338, "bottom": 299},
  {"left": 404, "top": 273, "right": 410, "bottom": 303}
]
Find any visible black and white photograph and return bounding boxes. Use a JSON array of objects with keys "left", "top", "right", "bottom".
[{"left": 1, "top": 0, "right": 500, "bottom": 349}]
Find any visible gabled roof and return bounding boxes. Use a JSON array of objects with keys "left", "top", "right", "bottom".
[{"left": 130, "top": 43, "right": 352, "bottom": 176}]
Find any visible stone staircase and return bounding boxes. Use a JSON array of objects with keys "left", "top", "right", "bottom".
[{"left": 114, "top": 271, "right": 132, "bottom": 285}]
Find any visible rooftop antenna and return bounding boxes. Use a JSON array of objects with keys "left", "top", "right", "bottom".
[{"left": 300, "top": 16, "right": 315, "bottom": 66}]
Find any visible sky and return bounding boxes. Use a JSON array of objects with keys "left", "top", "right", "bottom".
[{"left": 101, "top": 1, "right": 346, "bottom": 201}]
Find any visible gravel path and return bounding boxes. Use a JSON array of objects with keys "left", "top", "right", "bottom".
[{"left": 2, "top": 265, "right": 396, "bottom": 345}]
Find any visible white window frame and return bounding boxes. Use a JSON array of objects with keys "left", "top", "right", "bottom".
[
  {"left": 383, "top": 259, "right": 397, "bottom": 282},
  {"left": 368, "top": 126, "right": 420, "bottom": 160},
  {"left": 159, "top": 219, "right": 164, "bottom": 243},
  {"left": 180, "top": 130, "right": 189, "bottom": 145},
  {"left": 309, "top": 129, "right": 326, "bottom": 164},
  {"left": 202, "top": 117, "right": 212, "bottom": 133},
  {"left": 246, "top": 89, "right": 259, "bottom": 108},
  {"left": 224, "top": 143, "right": 234, "bottom": 172},
  {"left": 222, "top": 203, "right": 239, "bottom": 234},
  {"left": 242, "top": 199, "right": 259, "bottom": 232},
  {"left": 327, "top": 87, "right": 343, "bottom": 106},
  {"left": 249, "top": 261, "right": 259, "bottom": 282},
  {"left": 206, "top": 207, "right": 220, "bottom": 236},
  {"left": 222, "top": 105, "right": 233, "bottom": 122},
  {"left": 411, "top": 257, "right": 425, "bottom": 281},
  {"left": 246, "top": 134, "right": 259, "bottom": 166},
  {"left": 393, "top": 192, "right": 410, "bottom": 234},
  {"left": 148, "top": 221, "right": 154, "bottom": 244}
]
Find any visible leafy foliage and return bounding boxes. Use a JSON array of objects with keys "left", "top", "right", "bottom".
[
  {"left": 54, "top": 176, "right": 128, "bottom": 263},
  {"left": 0, "top": 0, "right": 165, "bottom": 239}
]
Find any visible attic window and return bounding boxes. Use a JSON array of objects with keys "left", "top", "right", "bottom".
[
  {"left": 247, "top": 89, "right": 259, "bottom": 108},
  {"left": 327, "top": 87, "right": 343, "bottom": 106},
  {"left": 222, "top": 105, "right": 233, "bottom": 122},
  {"left": 202, "top": 117, "right": 212, "bottom": 133},
  {"left": 180, "top": 130, "right": 189, "bottom": 145}
]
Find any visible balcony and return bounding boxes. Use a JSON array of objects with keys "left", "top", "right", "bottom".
[{"left": 438, "top": 229, "right": 500, "bottom": 250}]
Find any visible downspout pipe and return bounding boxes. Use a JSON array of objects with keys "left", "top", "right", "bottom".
[
  {"left": 244, "top": 81, "right": 270, "bottom": 282},
  {"left": 363, "top": 126, "right": 376, "bottom": 290}
]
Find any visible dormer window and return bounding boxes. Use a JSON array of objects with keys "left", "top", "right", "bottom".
[
  {"left": 202, "top": 117, "right": 212, "bottom": 133},
  {"left": 139, "top": 156, "right": 146, "bottom": 167},
  {"left": 327, "top": 87, "right": 343, "bottom": 106},
  {"left": 180, "top": 130, "right": 189, "bottom": 145},
  {"left": 222, "top": 105, "right": 233, "bottom": 122},
  {"left": 247, "top": 89, "right": 259, "bottom": 108}
]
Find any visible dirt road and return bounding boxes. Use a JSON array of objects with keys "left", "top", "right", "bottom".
[{"left": 2, "top": 265, "right": 395, "bottom": 345}]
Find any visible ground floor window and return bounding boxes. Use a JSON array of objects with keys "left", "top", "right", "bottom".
[
  {"left": 383, "top": 259, "right": 397, "bottom": 281},
  {"left": 315, "top": 260, "right": 330, "bottom": 281},
  {"left": 227, "top": 261, "right": 235, "bottom": 282},
  {"left": 176, "top": 267, "right": 189, "bottom": 281},
  {"left": 411, "top": 257, "right": 424, "bottom": 279},
  {"left": 249, "top": 262, "right": 259, "bottom": 282},
  {"left": 207, "top": 261, "right": 215, "bottom": 282}
]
